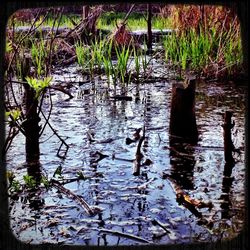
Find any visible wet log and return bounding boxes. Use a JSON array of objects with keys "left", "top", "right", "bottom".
[
  {"left": 223, "top": 111, "right": 235, "bottom": 164},
  {"left": 169, "top": 77, "right": 198, "bottom": 144}
]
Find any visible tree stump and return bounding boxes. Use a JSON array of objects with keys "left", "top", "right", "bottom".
[
  {"left": 223, "top": 111, "right": 235, "bottom": 164},
  {"left": 21, "top": 56, "right": 41, "bottom": 166},
  {"left": 169, "top": 77, "right": 198, "bottom": 144}
]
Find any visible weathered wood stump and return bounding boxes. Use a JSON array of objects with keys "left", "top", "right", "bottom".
[
  {"left": 223, "top": 111, "right": 235, "bottom": 164},
  {"left": 169, "top": 77, "right": 198, "bottom": 144},
  {"left": 21, "top": 57, "right": 41, "bottom": 166}
]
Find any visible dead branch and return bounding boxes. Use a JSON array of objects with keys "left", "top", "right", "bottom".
[
  {"left": 40, "top": 109, "right": 69, "bottom": 159},
  {"left": 2, "top": 127, "right": 19, "bottom": 156},
  {"left": 133, "top": 126, "right": 145, "bottom": 176},
  {"left": 90, "top": 151, "right": 109, "bottom": 163},
  {"left": 152, "top": 218, "right": 171, "bottom": 233},
  {"left": 121, "top": 4, "right": 136, "bottom": 25},
  {"left": 97, "top": 228, "right": 152, "bottom": 244},
  {"left": 51, "top": 179, "right": 96, "bottom": 216},
  {"left": 49, "top": 85, "right": 73, "bottom": 99},
  {"left": 7, "top": 10, "right": 49, "bottom": 74},
  {"left": 165, "top": 174, "right": 213, "bottom": 218}
]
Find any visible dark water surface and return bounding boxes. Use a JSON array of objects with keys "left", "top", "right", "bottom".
[{"left": 6, "top": 64, "right": 246, "bottom": 246}]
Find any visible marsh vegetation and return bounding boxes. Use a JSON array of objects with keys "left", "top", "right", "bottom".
[{"left": 4, "top": 4, "right": 246, "bottom": 246}]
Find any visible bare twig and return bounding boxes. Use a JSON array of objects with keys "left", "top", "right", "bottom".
[
  {"left": 7, "top": 10, "right": 49, "bottom": 74},
  {"left": 2, "top": 127, "right": 19, "bottom": 156},
  {"left": 40, "top": 109, "right": 69, "bottom": 159}
]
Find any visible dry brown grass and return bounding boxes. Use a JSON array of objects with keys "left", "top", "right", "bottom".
[{"left": 166, "top": 4, "right": 239, "bottom": 33}]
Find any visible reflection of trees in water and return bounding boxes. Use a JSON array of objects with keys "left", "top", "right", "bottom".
[
  {"left": 220, "top": 162, "right": 234, "bottom": 219},
  {"left": 169, "top": 141, "right": 196, "bottom": 190}
]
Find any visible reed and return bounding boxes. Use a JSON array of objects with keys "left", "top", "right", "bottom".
[
  {"left": 31, "top": 40, "right": 48, "bottom": 77},
  {"left": 115, "top": 44, "right": 133, "bottom": 85},
  {"left": 164, "top": 24, "right": 242, "bottom": 79},
  {"left": 164, "top": 4, "right": 243, "bottom": 79},
  {"left": 133, "top": 46, "right": 140, "bottom": 83},
  {"left": 75, "top": 42, "right": 92, "bottom": 76}
]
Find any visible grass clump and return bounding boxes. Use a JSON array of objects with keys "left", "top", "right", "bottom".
[{"left": 164, "top": 5, "right": 243, "bottom": 80}]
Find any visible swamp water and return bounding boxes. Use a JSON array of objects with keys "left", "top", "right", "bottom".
[{"left": 6, "top": 63, "right": 246, "bottom": 246}]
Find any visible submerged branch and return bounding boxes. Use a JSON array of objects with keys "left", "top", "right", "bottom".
[
  {"left": 96, "top": 228, "right": 152, "bottom": 244},
  {"left": 163, "top": 174, "right": 213, "bottom": 228},
  {"left": 51, "top": 179, "right": 97, "bottom": 216},
  {"left": 49, "top": 85, "right": 73, "bottom": 99},
  {"left": 133, "top": 126, "right": 145, "bottom": 176},
  {"left": 152, "top": 219, "right": 171, "bottom": 234}
]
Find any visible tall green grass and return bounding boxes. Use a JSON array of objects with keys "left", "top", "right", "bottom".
[
  {"left": 75, "top": 38, "right": 150, "bottom": 87},
  {"left": 163, "top": 26, "right": 243, "bottom": 79},
  {"left": 31, "top": 39, "right": 48, "bottom": 77}
]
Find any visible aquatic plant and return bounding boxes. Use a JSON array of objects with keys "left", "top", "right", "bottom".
[
  {"left": 23, "top": 174, "right": 37, "bottom": 189},
  {"left": 25, "top": 76, "right": 52, "bottom": 99},
  {"left": 133, "top": 46, "right": 140, "bottom": 83},
  {"left": 75, "top": 42, "right": 92, "bottom": 76},
  {"left": 115, "top": 44, "right": 133, "bottom": 85},
  {"left": 5, "top": 109, "right": 21, "bottom": 122},
  {"left": 163, "top": 25, "right": 242, "bottom": 79},
  {"left": 31, "top": 39, "right": 48, "bottom": 77},
  {"left": 163, "top": 5, "right": 243, "bottom": 79}
]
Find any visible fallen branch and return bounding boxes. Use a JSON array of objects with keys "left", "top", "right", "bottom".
[
  {"left": 60, "top": 55, "right": 77, "bottom": 66},
  {"left": 126, "top": 128, "right": 142, "bottom": 145},
  {"left": 152, "top": 219, "right": 171, "bottom": 233},
  {"left": 51, "top": 179, "right": 97, "bottom": 216},
  {"left": 49, "top": 85, "right": 73, "bottom": 99},
  {"left": 164, "top": 174, "right": 213, "bottom": 218},
  {"left": 97, "top": 228, "right": 152, "bottom": 244},
  {"left": 112, "top": 155, "right": 134, "bottom": 162}
]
